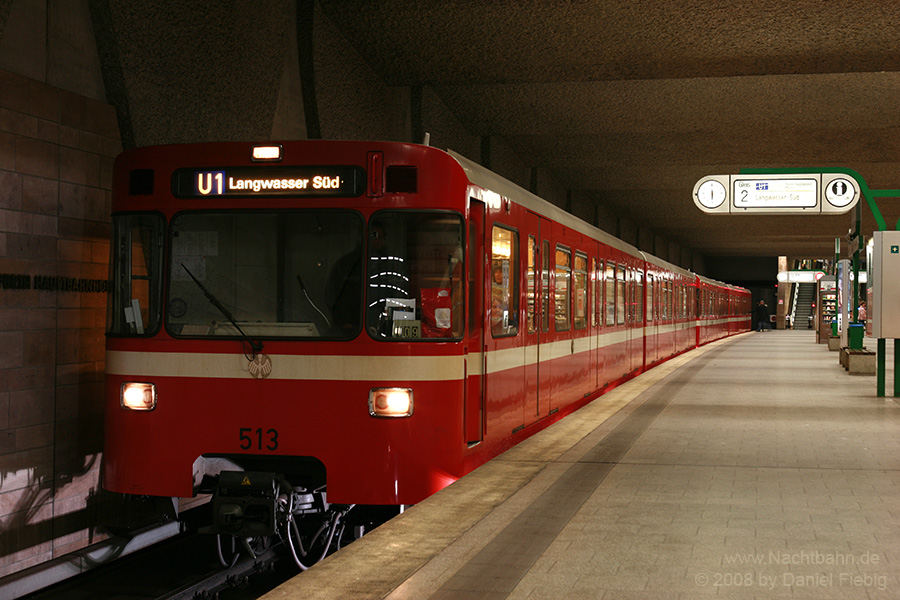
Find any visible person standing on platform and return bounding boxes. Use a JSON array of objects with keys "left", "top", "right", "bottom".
[
  {"left": 858, "top": 300, "right": 867, "bottom": 325},
  {"left": 755, "top": 300, "right": 771, "bottom": 332}
]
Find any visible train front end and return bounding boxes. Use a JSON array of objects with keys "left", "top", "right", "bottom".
[{"left": 102, "top": 142, "right": 471, "bottom": 541}]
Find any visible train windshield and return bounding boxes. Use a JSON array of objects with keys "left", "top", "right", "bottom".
[
  {"left": 108, "top": 210, "right": 465, "bottom": 342},
  {"left": 367, "top": 211, "right": 464, "bottom": 340},
  {"left": 166, "top": 210, "right": 364, "bottom": 340}
]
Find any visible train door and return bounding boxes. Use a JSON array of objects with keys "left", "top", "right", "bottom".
[
  {"left": 591, "top": 254, "right": 601, "bottom": 391},
  {"left": 541, "top": 236, "right": 552, "bottom": 412},
  {"left": 573, "top": 249, "right": 590, "bottom": 399},
  {"left": 605, "top": 261, "right": 619, "bottom": 380},
  {"left": 635, "top": 267, "right": 644, "bottom": 372},
  {"left": 644, "top": 270, "right": 659, "bottom": 363},
  {"left": 524, "top": 211, "right": 550, "bottom": 426},
  {"left": 614, "top": 262, "right": 626, "bottom": 377},
  {"left": 629, "top": 266, "right": 640, "bottom": 374},
  {"left": 465, "top": 199, "right": 485, "bottom": 445},
  {"left": 625, "top": 266, "right": 637, "bottom": 374}
]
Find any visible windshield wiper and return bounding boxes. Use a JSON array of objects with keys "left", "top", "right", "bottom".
[{"left": 181, "top": 263, "right": 263, "bottom": 357}]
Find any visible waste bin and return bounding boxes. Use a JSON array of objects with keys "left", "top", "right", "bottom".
[{"left": 848, "top": 323, "right": 864, "bottom": 349}]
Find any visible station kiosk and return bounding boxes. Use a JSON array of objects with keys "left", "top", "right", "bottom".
[{"left": 817, "top": 276, "right": 837, "bottom": 344}]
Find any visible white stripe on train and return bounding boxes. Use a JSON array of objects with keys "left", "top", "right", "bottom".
[{"left": 106, "top": 318, "right": 743, "bottom": 381}]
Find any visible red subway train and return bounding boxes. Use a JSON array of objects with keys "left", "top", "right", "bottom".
[{"left": 102, "top": 141, "right": 750, "bottom": 565}]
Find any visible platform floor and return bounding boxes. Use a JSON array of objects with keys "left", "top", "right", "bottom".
[{"left": 262, "top": 330, "right": 900, "bottom": 600}]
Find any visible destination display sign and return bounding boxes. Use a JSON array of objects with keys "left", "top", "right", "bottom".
[
  {"left": 776, "top": 270, "right": 826, "bottom": 283},
  {"left": 733, "top": 178, "right": 817, "bottom": 209},
  {"left": 692, "top": 173, "right": 861, "bottom": 215},
  {"left": 172, "top": 166, "right": 365, "bottom": 198}
]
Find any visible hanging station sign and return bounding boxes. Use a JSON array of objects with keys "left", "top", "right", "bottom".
[
  {"left": 776, "top": 270, "right": 827, "bottom": 284},
  {"left": 692, "top": 174, "right": 861, "bottom": 215}
]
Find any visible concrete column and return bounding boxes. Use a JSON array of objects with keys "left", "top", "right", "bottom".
[
  {"left": 654, "top": 234, "right": 668, "bottom": 262},
  {"left": 637, "top": 227, "right": 654, "bottom": 254},
  {"left": 668, "top": 242, "right": 681, "bottom": 268},
  {"left": 777, "top": 256, "right": 789, "bottom": 329}
]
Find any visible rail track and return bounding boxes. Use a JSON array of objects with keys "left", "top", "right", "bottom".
[{"left": 19, "top": 532, "right": 297, "bottom": 600}]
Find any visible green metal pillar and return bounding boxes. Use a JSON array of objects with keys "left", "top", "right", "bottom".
[
  {"left": 832, "top": 238, "right": 839, "bottom": 337},
  {"left": 895, "top": 339, "right": 900, "bottom": 398},
  {"left": 852, "top": 204, "right": 861, "bottom": 326}
]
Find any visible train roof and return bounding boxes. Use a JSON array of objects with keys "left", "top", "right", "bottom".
[
  {"left": 447, "top": 150, "right": 639, "bottom": 257},
  {"left": 640, "top": 251, "right": 694, "bottom": 279},
  {"left": 697, "top": 273, "right": 745, "bottom": 292},
  {"left": 447, "top": 149, "right": 752, "bottom": 294}
]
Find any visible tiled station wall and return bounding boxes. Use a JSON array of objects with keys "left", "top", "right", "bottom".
[{"left": 0, "top": 69, "right": 120, "bottom": 577}]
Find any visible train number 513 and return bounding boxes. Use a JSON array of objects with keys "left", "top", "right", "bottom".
[{"left": 239, "top": 427, "right": 279, "bottom": 451}]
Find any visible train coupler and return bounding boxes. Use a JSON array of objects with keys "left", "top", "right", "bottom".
[{"left": 207, "top": 471, "right": 289, "bottom": 537}]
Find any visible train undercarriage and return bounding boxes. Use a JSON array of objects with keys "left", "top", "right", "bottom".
[
  {"left": 203, "top": 470, "right": 355, "bottom": 570},
  {"left": 171, "top": 458, "right": 403, "bottom": 571}
]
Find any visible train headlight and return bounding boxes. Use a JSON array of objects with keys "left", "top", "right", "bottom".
[
  {"left": 121, "top": 382, "right": 157, "bottom": 411},
  {"left": 368, "top": 388, "right": 413, "bottom": 418}
]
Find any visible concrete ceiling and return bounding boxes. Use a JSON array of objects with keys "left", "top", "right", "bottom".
[{"left": 320, "top": 0, "right": 900, "bottom": 259}]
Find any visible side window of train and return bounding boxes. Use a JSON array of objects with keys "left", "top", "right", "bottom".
[
  {"left": 591, "top": 258, "right": 600, "bottom": 328},
  {"left": 367, "top": 211, "right": 464, "bottom": 341},
  {"left": 635, "top": 269, "right": 643, "bottom": 324},
  {"left": 109, "top": 213, "right": 163, "bottom": 336},
  {"left": 527, "top": 235, "right": 537, "bottom": 334},
  {"left": 673, "top": 283, "right": 678, "bottom": 319},
  {"left": 657, "top": 279, "right": 663, "bottom": 320},
  {"left": 667, "top": 280, "right": 674, "bottom": 320},
  {"left": 605, "top": 262, "right": 615, "bottom": 326},
  {"left": 469, "top": 220, "right": 478, "bottom": 333},
  {"left": 626, "top": 267, "right": 634, "bottom": 324},
  {"left": 541, "top": 241, "right": 550, "bottom": 332},
  {"left": 658, "top": 280, "right": 664, "bottom": 320},
  {"left": 646, "top": 273, "right": 654, "bottom": 322},
  {"left": 676, "top": 284, "right": 682, "bottom": 319},
  {"left": 624, "top": 267, "right": 631, "bottom": 324},
  {"left": 616, "top": 264, "right": 626, "bottom": 325},
  {"left": 554, "top": 245, "right": 571, "bottom": 331},
  {"left": 663, "top": 280, "right": 675, "bottom": 321},
  {"left": 573, "top": 253, "right": 588, "bottom": 330},
  {"left": 491, "top": 225, "right": 518, "bottom": 337}
]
